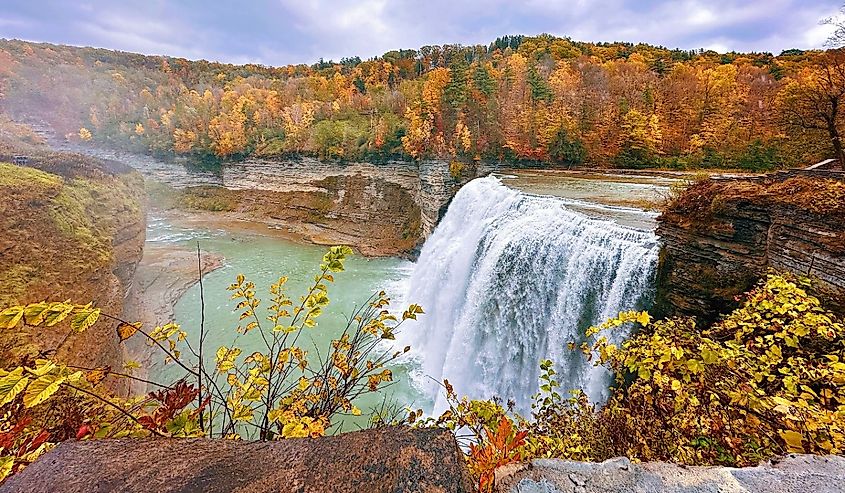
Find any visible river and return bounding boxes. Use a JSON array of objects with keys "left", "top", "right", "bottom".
[{"left": 56, "top": 143, "right": 674, "bottom": 424}]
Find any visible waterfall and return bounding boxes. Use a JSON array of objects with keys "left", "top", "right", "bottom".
[{"left": 403, "top": 176, "right": 660, "bottom": 413}]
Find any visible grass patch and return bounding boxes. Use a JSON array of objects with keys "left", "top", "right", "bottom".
[{"left": 0, "top": 161, "right": 62, "bottom": 194}]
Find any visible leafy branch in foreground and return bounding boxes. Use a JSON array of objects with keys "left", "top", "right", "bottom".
[{"left": 0, "top": 246, "right": 422, "bottom": 480}]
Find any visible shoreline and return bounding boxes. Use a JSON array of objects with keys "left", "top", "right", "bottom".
[
  {"left": 121, "top": 241, "right": 224, "bottom": 393},
  {"left": 155, "top": 206, "right": 413, "bottom": 258}
]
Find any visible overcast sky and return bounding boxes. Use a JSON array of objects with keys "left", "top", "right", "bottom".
[{"left": 0, "top": 1, "right": 841, "bottom": 66}]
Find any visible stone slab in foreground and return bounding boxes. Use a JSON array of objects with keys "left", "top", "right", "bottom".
[
  {"left": 496, "top": 454, "right": 845, "bottom": 493},
  {"left": 0, "top": 427, "right": 472, "bottom": 493}
]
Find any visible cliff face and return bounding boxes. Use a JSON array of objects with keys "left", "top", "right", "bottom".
[
  {"left": 656, "top": 171, "right": 845, "bottom": 323},
  {"left": 224, "top": 158, "right": 492, "bottom": 253},
  {"left": 153, "top": 157, "right": 493, "bottom": 257},
  {"left": 0, "top": 151, "right": 145, "bottom": 375},
  {"left": 51, "top": 133, "right": 498, "bottom": 256}
]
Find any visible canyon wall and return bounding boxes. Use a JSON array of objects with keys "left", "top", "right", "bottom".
[
  {"left": 221, "top": 158, "right": 496, "bottom": 253},
  {"left": 656, "top": 170, "right": 845, "bottom": 323},
  {"left": 137, "top": 156, "right": 496, "bottom": 257},
  {"left": 0, "top": 148, "right": 145, "bottom": 377},
  {"left": 50, "top": 130, "right": 499, "bottom": 256}
]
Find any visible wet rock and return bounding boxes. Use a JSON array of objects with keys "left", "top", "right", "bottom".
[
  {"left": 0, "top": 427, "right": 473, "bottom": 493},
  {"left": 495, "top": 454, "right": 845, "bottom": 493}
]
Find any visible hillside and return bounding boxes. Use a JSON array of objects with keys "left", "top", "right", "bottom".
[
  {"left": 0, "top": 36, "right": 842, "bottom": 169},
  {"left": 0, "top": 119, "right": 145, "bottom": 375}
]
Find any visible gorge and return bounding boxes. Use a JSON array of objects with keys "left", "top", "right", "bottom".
[
  {"left": 17, "top": 133, "right": 674, "bottom": 415},
  {"left": 1, "top": 8, "right": 845, "bottom": 488},
  {"left": 3, "top": 121, "right": 845, "bottom": 492}
]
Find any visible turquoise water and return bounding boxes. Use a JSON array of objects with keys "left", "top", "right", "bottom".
[{"left": 147, "top": 214, "right": 424, "bottom": 433}]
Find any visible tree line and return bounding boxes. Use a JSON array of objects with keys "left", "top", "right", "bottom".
[{"left": 0, "top": 30, "right": 843, "bottom": 170}]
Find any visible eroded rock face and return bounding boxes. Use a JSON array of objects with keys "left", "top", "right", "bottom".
[
  {"left": 0, "top": 152, "right": 145, "bottom": 381},
  {"left": 161, "top": 158, "right": 499, "bottom": 257},
  {"left": 0, "top": 427, "right": 473, "bottom": 493},
  {"left": 495, "top": 454, "right": 845, "bottom": 493},
  {"left": 53, "top": 141, "right": 499, "bottom": 257},
  {"left": 217, "top": 158, "right": 489, "bottom": 256},
  {"left": 656, "top": 171, "right": 845, "bottom": 323}
]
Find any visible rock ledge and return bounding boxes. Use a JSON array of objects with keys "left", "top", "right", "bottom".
[
  {"left": 496, "top": 454, "right": 845, "bottom": 493},
  {"left": 0, "top": 427, "right": 472, "bottom": 493}
]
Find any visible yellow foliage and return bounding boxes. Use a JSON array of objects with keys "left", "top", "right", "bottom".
[
  {"left": 438, "top": 273, "right": 845, "bottom": 478},
  {"left": 421, "top": 68, "right": 450, "bottom": 114},
  {"left": 172, "top": 128, "right": 196, "bottom": 154},
  {"left": 401, "top": 106, "right": 433, "bottom": 159}
]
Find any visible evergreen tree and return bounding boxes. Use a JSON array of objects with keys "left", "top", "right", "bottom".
[
  {"left": 444, "top": 59, "right": 469, "bottom": 109},
  {"left": 472, "top": 64, "right": 495, "bottom": 97},
  {"left": 527, "top": 66, "right": 552, "bottom": 103}
]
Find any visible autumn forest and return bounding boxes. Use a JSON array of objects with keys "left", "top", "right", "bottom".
[{"left": 1, "top": 34, "right": 844, "bottom": 170}]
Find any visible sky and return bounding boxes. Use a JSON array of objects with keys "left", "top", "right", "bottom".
[{"left": 0, "top": 0, "right": 842, "bottom": 66}]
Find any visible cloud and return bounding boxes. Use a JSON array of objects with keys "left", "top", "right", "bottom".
[{"left": 0, "top": 0, "right": 842, "bottom": 65}]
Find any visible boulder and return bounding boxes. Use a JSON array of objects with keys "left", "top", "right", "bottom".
[{"left": 0, "top": 427, "right": 472, "bottom": 493}]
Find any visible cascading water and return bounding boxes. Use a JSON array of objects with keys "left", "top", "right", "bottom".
[{"left": 403, "top": 176, "right": 660, "bottom": 413}]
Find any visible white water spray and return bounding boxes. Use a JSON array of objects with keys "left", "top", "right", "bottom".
[{"left": 403, "top": 176, "right": 660, "bottom": 413}]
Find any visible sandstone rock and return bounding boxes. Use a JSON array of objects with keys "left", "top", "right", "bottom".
[
  {"left": 656, "top": 171, "right": 845, "bottom": 323},
  {"left": 0, "top": 427, "right": 473, "bottom": 493},
  {"left": 495, "top": 454, "right": 845, "bottom": 493}
]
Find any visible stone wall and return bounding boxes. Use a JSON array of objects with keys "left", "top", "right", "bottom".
[{"left": 656, "top": 170, "right": 845, "bottom": 322}]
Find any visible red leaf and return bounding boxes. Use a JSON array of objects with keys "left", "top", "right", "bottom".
[{"left": 75, "top": 424, "right": 92, "bottom": 440}]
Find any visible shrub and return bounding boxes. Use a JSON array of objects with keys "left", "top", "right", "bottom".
[
  {"left": 588, "top": 274, "right": 844, "bottom": 464},
  {"left": 735, "top": 140, "right": 781, "bottom": 171},
  {"left": 431, "top": 273, "right": 845, "bottom": 487},
  {"left": 0, "top": 246, "right": 422, "bottom": 480},
  {"left": 449, "top": 160, "right": 465, "bottom": 180}
]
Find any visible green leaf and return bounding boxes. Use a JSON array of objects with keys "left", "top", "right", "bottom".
[
  {"left": 0, "top": 306, "right": 25, "bottom": 329},
  {"left": 23, "top": 302, "right": 51, "bottom": 325},
  {"left": 70, "top": 308, "right": 101, "bottom": 333},
  {"left": 43, "top": 302, "right": 75, "bottom": 327}
]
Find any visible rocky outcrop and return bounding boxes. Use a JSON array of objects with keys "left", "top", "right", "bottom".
[
  {"left": 656, "top": 171, "right": 845, "bottom": 322},
  {"left": 174, "top": 170, "right": 424, "bottom": 256},
  {"left": 55, "top": 139, "right": 499, "bottom": 256},
  {"left": 0, "top": 427, "right": 473, "bottom": 493},
  {"left": 152, "top": 157, "right": 498, "bottom": 257},
  {"left": 215, "top": 158, "right": 493, "bottom": 255},
  {"left": 0, "top": 149, "right": 145, "bottom": 380},
  {"left": 495, "top": 454, "right": 845, "bottom": 493}
]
